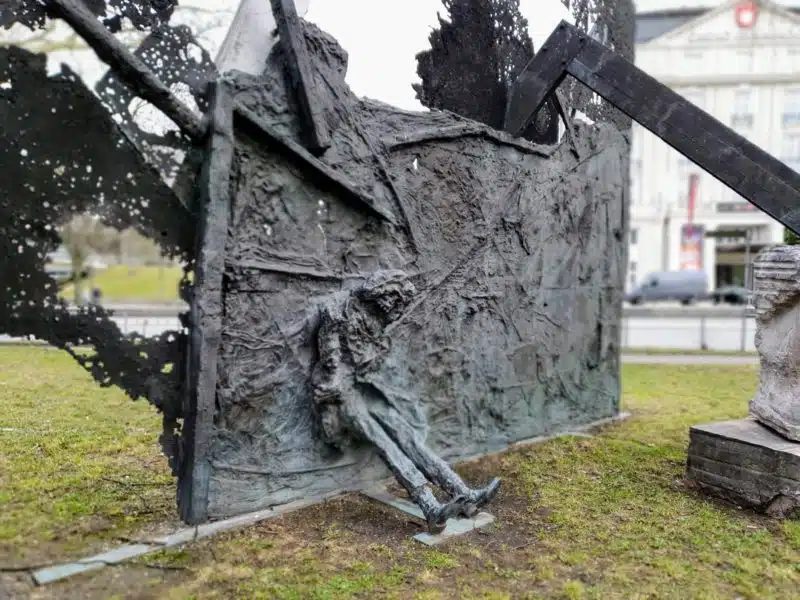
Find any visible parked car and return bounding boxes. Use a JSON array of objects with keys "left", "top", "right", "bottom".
[
  {"left": 709, "top": 285, "right": 751, "bottom": 306},
  {"left": 625, "top": 270, "right": 708, "bottom": 306}
]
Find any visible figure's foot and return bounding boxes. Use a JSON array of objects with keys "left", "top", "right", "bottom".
[
  {"left": 424, "top": 497, "right": 468, "bottom": 534},
  {"left": 477, "top": 477, "right": 501, "bottom": 507},
  {"left": 455, "top": 478, "right": 501, "bottom": 518}
]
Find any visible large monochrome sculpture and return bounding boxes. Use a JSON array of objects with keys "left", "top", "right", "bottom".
[
  {"left": 749, "top": 245, "right": 800, "bottom": 443},
  {"left": 6, "top": 0, "right": 800, "bottom": 529},
  {"left": 185, "top": 33, "right": 628, "bottom": 527},
  {"left": 1, "top": 0, "right": 638, "bottom": 532},
  {"left": 688, "top": 246, "right": 800, "bottom": 517}
]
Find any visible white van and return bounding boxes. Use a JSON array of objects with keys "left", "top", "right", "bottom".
[{"left": 625, "top": 271, "right": 708, "bottom": 306}]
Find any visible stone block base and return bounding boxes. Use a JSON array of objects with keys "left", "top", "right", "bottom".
[{"left": 686, "top": 419, "right": 800, "bottom": 518}]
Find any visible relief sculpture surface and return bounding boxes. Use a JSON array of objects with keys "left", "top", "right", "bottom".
[
  {"left": 1, "top": 0, "right": 631, "bottom": 532},
  {"left": 187, "top": 22, "right": 629, "bottom": 526}
]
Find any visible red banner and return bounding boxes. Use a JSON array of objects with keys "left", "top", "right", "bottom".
[
  {"left": 680, "top": 224, "right": 705, "bottom": 271},
  {"left": 735, "top": 1, "right": 758, "bottom": 29},
  {"left": 687, "top": 173, "right": 699, "bottom": 224}
]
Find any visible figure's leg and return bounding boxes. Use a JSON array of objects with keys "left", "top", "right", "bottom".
[
  {"left": 370, "top": 408, "right": 500, "bottom": 518},
  {"left": 343, "top": 403, "right": 465, "bottom": 533}
]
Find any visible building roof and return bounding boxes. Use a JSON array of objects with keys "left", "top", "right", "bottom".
[
  {"left": 635, "top": 0, "right": 800, "bottom": 15},
  {"left": 636, "top": 10, "right": 705, "bottom": 42},
  {"left": 635, "top": 1, "right": 800, "bottom": 43}
]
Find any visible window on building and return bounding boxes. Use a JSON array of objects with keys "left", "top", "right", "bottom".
[
  {"left": 731, "top": 88, "right": 753, "bottom": 129},
  {"left": 781, "top": 133, "right": 800, "bottom": 172},
  {"left": 630, "top": 228, "right": 638, "bottom": 245},
  {"left": 782, "top": 88, "right": 800, "bottom": 127},
  {"left": 629, "top": 261, "right": 637, "bottom": 288},
  {"left": 630, "top": 158, "right": 642, "bottom": 205},
  {"left": 736, "top": 49, "right": 754, "bottom": 72},
  {"left": 682, "top": 89, "right": 706, "bottom": 112}
]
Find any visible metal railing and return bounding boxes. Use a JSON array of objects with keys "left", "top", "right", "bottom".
[{"left": 622, "top": 314, "right": 755, "bottom": 352}]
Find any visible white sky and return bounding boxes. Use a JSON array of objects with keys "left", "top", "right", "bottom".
[
  {"left": 305, "top": 0, "right": 572, "bottom": 111},
  {"left": 0, "top": 0, "right": 573, "bottom": 117}
]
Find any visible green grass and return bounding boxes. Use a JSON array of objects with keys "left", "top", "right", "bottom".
[
  {"left": 59, "top": 265, "right": 183, "bottom": 303},
  {"left": 0, "top": 347, "right": 174, "bottom": 564},
  {"left": 0, "top": 350, "right": 797, "bottom": 599}
]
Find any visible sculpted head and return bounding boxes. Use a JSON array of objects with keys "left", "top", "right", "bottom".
[{"left": 355, "top": 270, "right": 416, "bottom": 321}]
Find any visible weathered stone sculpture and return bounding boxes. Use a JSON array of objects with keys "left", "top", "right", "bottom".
[
  {"left": 749, "top": 245, "right": 800, "bottom": 441},
  {"left": 687, "top": 246, "right": 800, "bottom": 518}
]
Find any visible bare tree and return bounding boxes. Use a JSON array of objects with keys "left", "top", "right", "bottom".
[
  {"left": 0, "top": 1, "right": 233, "bottom": 81},
  {"left": 59, "top": 214, "right": 119, "bottom": 303}
]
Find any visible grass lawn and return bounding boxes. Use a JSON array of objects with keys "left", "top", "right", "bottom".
[
  {"left": 0, "top": 348, "right": 797, "bottom": 599},
  {"left": 59, "top": 265, "right": 183, "bottom": 303}
]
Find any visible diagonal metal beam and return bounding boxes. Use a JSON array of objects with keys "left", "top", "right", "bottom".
[
  {"left": 234, "top": 104, "right": 394, "bottom": 223},
  {"left": 45, "top": 0, "right": 207, "bottom": 141},
  {"left": 504, "top": 20, "right": 800, "bottom": 236},
  {"left": 270, "top": 0, "right": 331, "bottom": 155}
]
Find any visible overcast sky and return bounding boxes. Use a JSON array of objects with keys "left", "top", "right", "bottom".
[
  {"left": 304, "top": 0, "right": 572, "bottom": 110},
  {"left": 1, "top": 0, "right": 573, "bottom": 123},
  {"left": 3, "top": 0, "right": 572, "bottom": 110}
]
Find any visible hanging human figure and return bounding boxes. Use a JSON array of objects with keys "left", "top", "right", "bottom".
[{"left": 311, "top": 270, "right": 500, "bottom": 533}]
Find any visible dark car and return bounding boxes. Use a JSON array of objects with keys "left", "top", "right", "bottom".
[{"left": 710, "top": 286, "right": 751, "bottom": 306}]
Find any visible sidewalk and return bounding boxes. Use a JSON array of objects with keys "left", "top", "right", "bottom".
[{"left": 621, "top": 354, "right": 758, "bottom": 365}]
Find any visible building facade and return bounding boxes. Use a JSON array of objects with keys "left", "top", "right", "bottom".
[{"left": 629, "top": 0, "right": 800, "bottom": 291}]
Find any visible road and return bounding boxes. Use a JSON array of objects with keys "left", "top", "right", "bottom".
[
  {"left": 0, "top": 302, "right": 758, "bottom": 352},
  {"left": 0, "top": 315, "right": 181, "bottom": 344}
]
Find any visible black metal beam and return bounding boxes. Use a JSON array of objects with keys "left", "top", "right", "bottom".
[
  {"left": 234, "top": 104, "right": 395, "bottom": 224},
  {"left": 504, "top": 20, "right": 800, "bottom": 236},
  {"left": 179, "top": 82, "right": 235, "bottom": 524},
  {"left": 270, "top": 0, "right": 331, "bottom": 155},
  {"left": 45, "top": 0, "right": 206, "bottom": 140},
  {"left": 504, "top": 22, "right": 583, "bottom": 137}
]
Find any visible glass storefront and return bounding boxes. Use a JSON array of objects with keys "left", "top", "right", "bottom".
[{"left": 715, "top": 264, "right": 746, "bottom": 287}]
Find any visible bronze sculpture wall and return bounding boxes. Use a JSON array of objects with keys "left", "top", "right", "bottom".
[{"left": 178, "top": 23, "right": 630, "bottom": 522}]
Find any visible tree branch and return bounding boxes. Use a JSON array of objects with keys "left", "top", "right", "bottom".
[{"left": 43, "top": 0, "right": 207, "bottom": 140}]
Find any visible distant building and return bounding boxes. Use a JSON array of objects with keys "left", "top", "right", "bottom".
[{"left": 629, "top": 0, "right": 800, "bottom": 290}]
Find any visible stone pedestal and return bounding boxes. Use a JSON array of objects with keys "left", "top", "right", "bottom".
[
  {"left": 686, "top": 419, "right": 800, "bottom": 517},
  {"left": 686, "top": 245, "right": 800, "bottom": 517}
]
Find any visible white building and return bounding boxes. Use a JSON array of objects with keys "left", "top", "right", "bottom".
[{"left": 629, "top": 0, "right": 800, "bottom": 291}]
